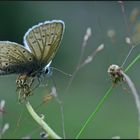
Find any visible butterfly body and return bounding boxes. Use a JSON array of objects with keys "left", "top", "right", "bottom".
[{"left": 0, "top": 20, "right": 65, "bottom": 101}]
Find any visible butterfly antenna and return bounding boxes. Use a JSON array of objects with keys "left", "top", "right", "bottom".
[{"left": 50, "top": 67, "right": 72, "bottom": 78}]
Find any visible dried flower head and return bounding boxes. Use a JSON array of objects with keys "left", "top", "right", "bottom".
[{"left": 108, "top": 64, "right": 125, "bottom": 84}]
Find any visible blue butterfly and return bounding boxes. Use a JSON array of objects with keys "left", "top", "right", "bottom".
[{"left": 0, "top": 20, "right": 65, "bottom": 101}]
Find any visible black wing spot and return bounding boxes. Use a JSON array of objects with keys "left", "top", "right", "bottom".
[
  {"left": 5, "top": 63, "right": 8, "bottom": 66},
  {"left": 22, "top": 50, "right": 26, "bottom": 53},
  {"left": 28, "top": 57, "right": 32, "bottom": 61}
]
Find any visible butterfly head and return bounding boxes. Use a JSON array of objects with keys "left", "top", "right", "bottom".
[{"left": 38, "top": 61, "right": 53, "bottom": 78}]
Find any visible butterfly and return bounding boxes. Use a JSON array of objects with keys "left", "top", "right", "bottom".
[{"left": 0, "top": 20, "right": 65, "bottom": 102}]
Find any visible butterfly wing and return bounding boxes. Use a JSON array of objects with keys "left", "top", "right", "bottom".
[
  {"left": 0, "top": 41, "right": 35, "bottom": 75},
  {"left": 23, "top": 20, "right": 65, "bottom": 67}
]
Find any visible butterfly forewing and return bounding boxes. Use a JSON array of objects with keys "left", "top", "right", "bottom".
[
  {"left": 24, "top": 20, "right": 64, "bottom": 66},
  {"left": 43, "top": 22, "right": 64, "bottom": 64},
  {"left": 0, "top": 41, "right": 34, "bottom": 75}
]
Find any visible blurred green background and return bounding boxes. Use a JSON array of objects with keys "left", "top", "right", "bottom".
[{"left": 0, "top": 1, "right": 140, "bottom": 139}]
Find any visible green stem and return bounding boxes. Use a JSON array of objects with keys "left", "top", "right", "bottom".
[
  {"left": 75, "top": 52, "right": 140, "bottom": 139},
  {"left": 75, "top": 86, "right": 113, "bottom": 139},
  {"left": 124, "top": 53, "right": 140, "bottom": 73},
  {"left": 25, "top": 101, "right": 62, "bottom": 139}
]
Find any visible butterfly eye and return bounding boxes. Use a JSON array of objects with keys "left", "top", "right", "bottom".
[
  {"left": 41, "top": 66, "right": 52, "bottom": 77},
  {"left": 45, "top": 67, "right": 53, "bottom": 77},
  {"left": 45, "top": 68, "right": 49, "bottom": 74}
]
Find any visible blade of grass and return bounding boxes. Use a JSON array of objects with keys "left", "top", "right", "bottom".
[
  {"left": 75, "top": 86, "right": 113, "bottom": 139},
  {"left": 124, "top": 53, "right": 140, "bottom": 73}
]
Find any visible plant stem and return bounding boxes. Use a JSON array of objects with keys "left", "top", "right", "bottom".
[
  {"left": 75, "top": 86, "right": 113, "bottom": 139},
  {"left": 124, "top": 53, "right": 140, "bottom": 73},
  {"left": 25, "top": 101, "right": 62, "bottom": 139}
]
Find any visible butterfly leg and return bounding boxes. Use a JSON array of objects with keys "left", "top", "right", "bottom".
[
  {"left": 16, "top": 74, "right": 28, "bottom": 89},
  {"left": 23, "top": 77, "right": 35, "bottom": 97},
  {"left": 16, "top": 74, "right": 34, "bottom": 102},
  {"left": 29, "top": 77, "right": 42, "bottom": 92}
]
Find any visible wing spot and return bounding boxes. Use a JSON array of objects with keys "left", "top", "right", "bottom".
[
  {"left": 22, "top": 50, "right": 26, "bottom": 53},
  {"left": 28, "top": 57, "right": 32, "bottom": 61},
  {"left": 5, "top": 63, "right": 8, "bottom": 66}
]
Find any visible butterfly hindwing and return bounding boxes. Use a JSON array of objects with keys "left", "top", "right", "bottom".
[{"left": 0, "top": 41, "right": 34, "bottom": 75}]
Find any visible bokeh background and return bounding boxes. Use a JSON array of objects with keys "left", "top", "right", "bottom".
[{"left": 0, "top": 1, "right": 140, "bottom": 139}]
